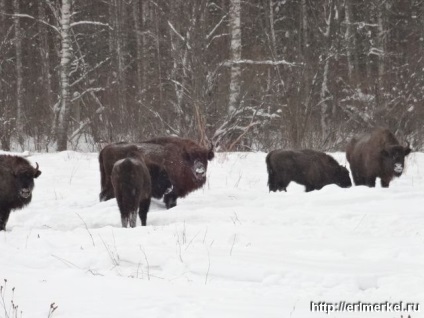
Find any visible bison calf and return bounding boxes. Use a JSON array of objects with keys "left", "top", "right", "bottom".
[
  {"left": 346, "top": 128, "right": 411, "bottom": 188},
  {"left": 111, "top": 152, "right": 152, "bottom": 227},
  {"left": 0, "top": 155, "right": 41, "bottom": 231},
  {"left": 266, "top": 149, "right": 352, "bottom": 192}
]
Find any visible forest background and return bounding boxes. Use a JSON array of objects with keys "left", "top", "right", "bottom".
[{"left": 0, "top": 0, "right": 422, "bottom": 152}]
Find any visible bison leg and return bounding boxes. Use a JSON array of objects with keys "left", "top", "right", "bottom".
[
  {"left": 129, "top": 210, "right": 138, "bottom": 228},
  {"left": 99, "top": 186, "right": 115, "bottom": 201},
  {"left": 380, "top": 178, "right": 391, "bottom": 188},
  {"left": 352, "top": 173, "right": 366, "bottom": 186},
  {"left": 270, "top": 177, "right": 289, "bottom": 192},
  {"left": 365, "top": 177, "right": 376, "bottom": 187},
  {"left": 267, "top": 170, "right": 278, "bottom": 192},
  {"left": 305, "top": 184, "right": 315, "bottom": 192},
  {"left": 164, "top": 192, "right": 178, "bottom": 209},
  {"left": 277, "top": 180, "right": 290, "bottom": 192},
  {"left": 267, "top": 168, "right": 290, "bottom": 192},
  {"left": 0, "top": 209, "right": 11, "bottom": 231},
  {"left": 121, "top": 215, "right": 130, "bottom": 228},
  {"left": 352, "top": 175, "right": 361, "bottom": 185},
  {"left": 139, "top": 198, "right": 151, "bottom": 226},
  {"left": 276, "top": 172, "right": 291, "bottom": 191}
]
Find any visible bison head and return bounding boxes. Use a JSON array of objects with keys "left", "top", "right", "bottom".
[
  {"left": 192, "top": 159, "right": 207, "bottom": 182},
  {"left": 13, "top": 162, "right": 41, "bottom": 199},
  {"left": 336, "top": 166, "right": 352, "bottom": 188},
  {"left": 381, "top": 144, "right": 411, "bottom": 177},
  {"left": 182, "top": 142, "right": 214, "bottom": 184}
]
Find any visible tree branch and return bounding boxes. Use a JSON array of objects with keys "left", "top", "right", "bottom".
[
  {"left": 70, "top": 20, "right": 112, "bottom": 30},
  {"left": 223, "top": 59, "right": 298, "bottom": 67},
  {"left": 0, "top": 12, "right": 59, "bottom": 33}
]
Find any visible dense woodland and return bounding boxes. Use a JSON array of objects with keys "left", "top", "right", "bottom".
[{"left": 0, "top": 0, "right": 423, "bottom": 152}]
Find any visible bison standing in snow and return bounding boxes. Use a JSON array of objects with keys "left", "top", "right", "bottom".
[
  {"left": 111, "top": 151, "right": 151, "bottom": 227},
  {"left": 100, "top": 143, "right": 171, "bottom": 202},
  {"left": 0, "top": 155, "right": 42, "bottom": 230},
  {"left": 99, "top": 137, "right": 214, "bottom": 209},
  {"left": 346, "top": 128, "right": 411, "bottom": 188},
  {"left": 266, "top": 149, "right": 351, "bottom": 192}
]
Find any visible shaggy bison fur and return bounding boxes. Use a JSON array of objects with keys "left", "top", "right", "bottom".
[
  {"left": 266, "top": 149, "right": 352, "bottom": 192},
  {"left": 346, "top": 128, "right": 411, "bottom": 188},
  {"left": 0, "top": 155, "right": 41, "bottom": 230},
  {"left": 99, "top": 137, "right": 214, "bottom": 209},
  {"left": 111, "top": 151, "right": 151, "bottom": 227}
]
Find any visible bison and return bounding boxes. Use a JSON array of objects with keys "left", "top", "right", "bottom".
[
  {"left": 100, "top": 142, "right": 172, "bottom": 202},
  {"left": 0, "top": 155, "right": 41, "bottom": 231},
  {"left": 266, "top": 149, "right": 352, "bottom": 192},
  {"left": 346, "top": 128, "right": 411, "bottom": 188},
  {"left": 111, "top": 151, "right": 151, "bottom": 227},
  {"left": 99, "top": 137, "right": 214, "bottom": 209}
]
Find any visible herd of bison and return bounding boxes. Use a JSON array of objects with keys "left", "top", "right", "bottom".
[{"left": 0, "top": 128, "right": 413, "bottom": 231}]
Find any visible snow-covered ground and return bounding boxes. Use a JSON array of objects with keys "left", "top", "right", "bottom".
[{"left": 1, "top": 151, "right": 423, "bottom": 318}]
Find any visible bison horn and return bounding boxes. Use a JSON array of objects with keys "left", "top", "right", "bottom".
[
  {"left": 164, "top": 184, "right": 174, "bottom": 195},
  {"left": 35, "top": 162, "right": 39, "bottom": 171},
  {"left": 207, "top": 140, "right": 215, "bottom": 160}
]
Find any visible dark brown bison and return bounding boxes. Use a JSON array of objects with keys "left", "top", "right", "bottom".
[
  {"left": 99, "top": 137, "right": 214, "bottom": 209},
  {"left": 111, "top": 151, "right": 151, "bottom": 227},
  {"left": 346, "top": 128, "right": 411, "bottom": 187},
  {"left": 266, "top": 149, "right": 352, "bottom": 192},
  {"left": 0, "top": 155, "right": 41, "bottom": 230}
]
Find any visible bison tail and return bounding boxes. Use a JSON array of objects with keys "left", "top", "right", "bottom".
[
  {"left": 265, "top": 153, "right": 276, "bottom": 192},
  {"left": 99, "top": 150, "right": 106, "bottom": 194},
  {"left": 116, "top": 192, "right": 140, "bottom": 220},
  {"left": 346, "top": 137, "right": 357, "bottom": 163}
]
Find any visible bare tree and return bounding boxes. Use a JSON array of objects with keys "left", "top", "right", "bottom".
[
  {"left": 132, "top": 0, "right": 143, "bottom": 106},
  {"left": 319, "top": 0, "right": 338, "bottom": 148},
  {"left": 344, "top": 0, "right": 358, "bottom": 83},
  {"left": 376, "top": 0, "right": 386, "bottom": 108},
  {"left": 0, "top": 0, "right": 12, "bottom": 150}
]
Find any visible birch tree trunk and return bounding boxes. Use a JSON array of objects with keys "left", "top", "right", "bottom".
[
  {"left": 56, "top": 0, "right": 72, "bottom": 151},
  {"left": 212, "top": 0, "right": 243, "bottom": 149},
  {"left": 228, "top": 0, "right": 242, "bottom": 115},
  {"left": 13, "top": 0, "right": 24, "bottom": 145}
]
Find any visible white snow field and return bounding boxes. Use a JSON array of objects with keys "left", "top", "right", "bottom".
[{"left": 1, "top": 151, "right": 424, "bottom": 318}]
